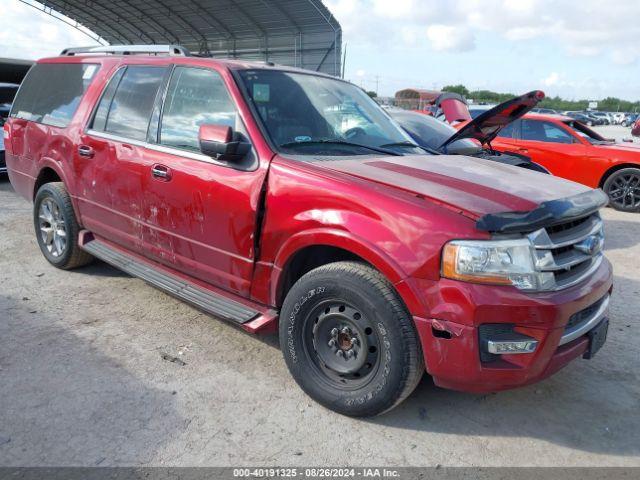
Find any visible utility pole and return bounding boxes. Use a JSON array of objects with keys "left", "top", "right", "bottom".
[{"left": 375, "top": 75, "right": 380, "bottom": 96}]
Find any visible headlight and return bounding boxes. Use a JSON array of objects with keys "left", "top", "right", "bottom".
[{"left": 442, "top": 239, "right": 555, "bottom": 291}]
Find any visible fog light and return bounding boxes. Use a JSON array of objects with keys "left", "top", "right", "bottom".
[{"left": 486, "top": 339, "right": 538, "bottom": 354}]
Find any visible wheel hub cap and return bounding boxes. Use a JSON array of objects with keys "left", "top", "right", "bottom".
[
  {"left": 313, "top": 305, "right": 370, "bottom": 375},
  {"left": 38, "top": 198, "right": 67, "bottom": 258}
]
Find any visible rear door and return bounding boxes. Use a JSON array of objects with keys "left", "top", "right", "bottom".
[
  {"left": 138, "top": 65, "right": 266, "bottom": 297},
  {"left": 516, "top": 119, "right": 587, "bottom": 181},
  {"left": 76, "top": 65, "right": 168, "bottom": 252}
]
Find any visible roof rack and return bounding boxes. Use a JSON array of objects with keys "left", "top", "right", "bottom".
[{"left": 60, "top": 45, "right": 190, "bottom": 57}]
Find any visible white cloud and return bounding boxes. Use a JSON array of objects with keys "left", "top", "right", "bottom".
[
  {"left": 426, "top": 25, "right": 474, "bottom": 52},
  {"left": 326, "top": 0, "right": 640, "bottom": 66},
  {"left": 542, "top": 72, "right": 560, "bottom": 87},
  {"left": 0, "top": 0, "right": 101, "bottom": 60}
]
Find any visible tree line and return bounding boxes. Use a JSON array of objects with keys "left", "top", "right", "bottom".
[{"left": 442, "top": 84, "right": 640, "bottom": 113}]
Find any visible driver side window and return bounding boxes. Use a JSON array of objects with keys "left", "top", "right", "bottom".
[
  {"left": 159, "top": 67, "right": 238, "bottom": 152},
  {"left": 521, "top": 120, "right": 574, "bottom": 144}
]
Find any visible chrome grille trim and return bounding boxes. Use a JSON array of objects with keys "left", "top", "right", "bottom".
[
  {"left": 529, "top": 215, "right": 602, "bottom": 249},
  {"left": 559, "top": 294, "right": 610, "bottom": 345},
  {"left": 528, "top": 213, "right": 604, "bottom": 291}
]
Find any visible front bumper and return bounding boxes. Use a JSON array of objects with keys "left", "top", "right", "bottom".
[{"left": 411, "top": 257, "right": 613, "bottom": 393}]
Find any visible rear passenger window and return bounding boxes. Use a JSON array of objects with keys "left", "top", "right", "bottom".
[
  {"left": 10, "top": 63, "right": 98, "bottom": 127},
  {"left": 92, "top": 66, "right": 166, "bottom": 141},
  {"left": 160, "top": 67, "right": 237, "bottom": 152}
]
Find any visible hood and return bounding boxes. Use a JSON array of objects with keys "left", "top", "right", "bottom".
[
  {"left": 595, "top": 142, "right": 640, "bottom": 153},
  {"left": 440, "top": 90, "right": 545, "bottom": 150},
  {"left": 319, "top": 154, "right": 588, "bottom": 220}
]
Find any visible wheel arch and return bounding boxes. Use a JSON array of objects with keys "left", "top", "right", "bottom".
[
  {"left": 599, "top": 163, "right": 640, "bottom": 189},
  {"left": 33, "top": 166, "right": 62, "bottom": 200},
  {"left": 33, "top": 161, "right": 82, "bottom": 225},
  {"left": 271, "top": 229, "right": 422, "bottom": 314}
]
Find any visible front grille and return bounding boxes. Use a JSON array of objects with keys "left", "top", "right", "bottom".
[{"left": 528, "top": 213, "right": 604, "bottom": 290}]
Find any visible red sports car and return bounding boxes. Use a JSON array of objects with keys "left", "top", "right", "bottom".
[
  {"left": 490, "top": 113, "right": 640, "bottom": 211},
  {"left": 437, "top": 94, "right": 640, "bottom": 212}
]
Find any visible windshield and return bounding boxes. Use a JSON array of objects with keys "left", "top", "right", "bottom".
[
  {"left": 238, "top": 70, "right": 423, "bottom": 156},
  {"left": 565, "top": 120, "right": 608, "bottom": 144}
]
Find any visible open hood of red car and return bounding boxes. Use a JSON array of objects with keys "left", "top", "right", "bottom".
[{"left": 439, "top": 90, "right": 545, "bottom": 150}]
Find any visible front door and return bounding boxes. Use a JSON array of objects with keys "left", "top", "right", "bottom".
[
  {"left": 516, "top": 119, "right": 587, "bottom": 182},
  {"left": 137, "top": 66, "right": 267, "bottom": 297}
]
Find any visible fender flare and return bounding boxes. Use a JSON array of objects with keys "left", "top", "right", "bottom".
[
  {"left": 34, "top": 158, "right": 82, "bottom": 222},
  {"left": 270, "top": 228, "right": 425, "bottom": 315}
]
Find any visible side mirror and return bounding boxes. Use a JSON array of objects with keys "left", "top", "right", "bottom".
[{"left": 198, "top": 124, "right": 251, "bottom": 162}]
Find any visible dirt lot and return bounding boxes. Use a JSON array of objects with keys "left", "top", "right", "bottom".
[{"left": 0, "top": 176, "right": 639, "bottom": 467}]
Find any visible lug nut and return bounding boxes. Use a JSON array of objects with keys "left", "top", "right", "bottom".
[
  {"left": 330, "top": 328, "right": 339, "bottom": 337},
  {"left": 341, "top": 326, "right": 351, "bottom": 335},
  {"left": 336, "top": 350, "right": 344, "bottom": 358},
  {"left": 345, "top": 350, "right": 355, "bottom": 359},
  {"left": 328, "top": 339, "right": 336, "bottom": 347}
]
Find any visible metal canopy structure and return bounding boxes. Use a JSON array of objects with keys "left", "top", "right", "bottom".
[{"left": 20, "top": 0, "right": 342, "bottom": 76}]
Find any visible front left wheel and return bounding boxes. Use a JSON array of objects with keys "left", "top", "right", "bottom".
[
  {"left": 279, "top": 261, "right": 424, "bottom": 417},
  {"left": 34, "top": 182, "right": 93, "bottom": 269}
]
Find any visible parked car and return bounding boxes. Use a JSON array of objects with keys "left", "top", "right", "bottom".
[
  {"left": 389, "top": 95, "right": 549, "bottom": 173},
  {"left": 0, "top": 83, "right": 19, "bottom": 174},
  {"left": 467, "top": 104, "right": 496, "bottom": 119},
  {"left": 588, "top": 112, "right": 611, "bottom": 125},
  {"left": 612, "top": 112, "right": 626, "bottom": 125},
  {"left": 565, "top": 111, "right": 599, "bottom": 126},
  {"left": 623, "top": 113, "right": 638, "bottom": 127},
  {"left": 490, "top": 113, "right": 640, "bottom": 211},
  {"left": 633, "top": 118, "right": 640, "bottom": 137},
  {"left": 5, "top": 46, "right": 613, "bottom": 416},
  {"left": 531, "top": 107, "right": 558, "bottom": 115}
]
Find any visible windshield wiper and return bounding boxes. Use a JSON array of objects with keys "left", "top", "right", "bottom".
[
  {"left": 279, "top": 139, "right": 402, "bottom": 156},
  {"left": 380, "top": 141, "right": 440, "bottom": 155}
]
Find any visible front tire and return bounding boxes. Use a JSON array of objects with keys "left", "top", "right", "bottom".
[
  {"left": 34, "top": 182, "right": 93, "bottom": 269},
  {"left": 279, "top": 261, "right": 424, "bottom": 417}
]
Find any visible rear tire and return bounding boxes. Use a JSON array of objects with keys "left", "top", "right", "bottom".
[
  {"left": 34, "top": 182, "right": 93, "bottom": 269},
  {"left": 603, "top": 168, "right": 640, "bottom": 212},
  {"left": 279, "top": 261, "right": 424, "bottom": 417}
]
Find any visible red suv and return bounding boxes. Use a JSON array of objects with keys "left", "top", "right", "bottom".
[{"left": 4, "top": 46, "right": 613, "bottom": 416}]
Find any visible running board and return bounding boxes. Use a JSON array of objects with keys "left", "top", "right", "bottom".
[{"left": 82, "top": 238, "right": 260, "bottom": 325}]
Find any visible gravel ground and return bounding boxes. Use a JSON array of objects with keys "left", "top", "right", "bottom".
[{"left": 0, "top": 176, "right": 639, "bottom": 467}]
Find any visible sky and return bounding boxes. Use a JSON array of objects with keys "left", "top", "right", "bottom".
[{"left": 1, "top": 0, "right": 639, "bottom": 101}]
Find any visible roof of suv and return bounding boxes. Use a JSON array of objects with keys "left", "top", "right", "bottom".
[{"left": 37, "top": 53, "right": 338, "bottom": 79}]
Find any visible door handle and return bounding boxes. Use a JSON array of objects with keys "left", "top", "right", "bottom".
[
  {"left": 151, "top": 164, "right": 172, "bottom": 181},
  {"left": 517, "top": 148, "right": 529, "bottom": 154},
  {"left": 78, "top": 145, "right": 94, "bottom": 158}
]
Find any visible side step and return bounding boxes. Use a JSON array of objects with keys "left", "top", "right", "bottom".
[{"left": 82, "top": 238, "right": 260, "bottom": 325}]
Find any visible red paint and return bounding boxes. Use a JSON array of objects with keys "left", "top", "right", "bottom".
[
  {"left": 6, "top": 54, "right": 613, "bottom": 394},
  {"left": 491, "top": 113, "right": 640, "bottom": 188}
]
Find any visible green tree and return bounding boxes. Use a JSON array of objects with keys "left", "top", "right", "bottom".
[{"left": 442, "top": 84, "right": 470, "bottom": 97}]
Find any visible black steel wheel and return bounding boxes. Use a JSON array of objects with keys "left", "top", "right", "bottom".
[
  {"left": 603, "top": 168, "right": 640, "bottom": 212},
  {"left": 304, "top": 300, "right": 380, "bottom": 389},
  {"left": 279, "top": 261, "right": 424, "bottom": 417}
]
